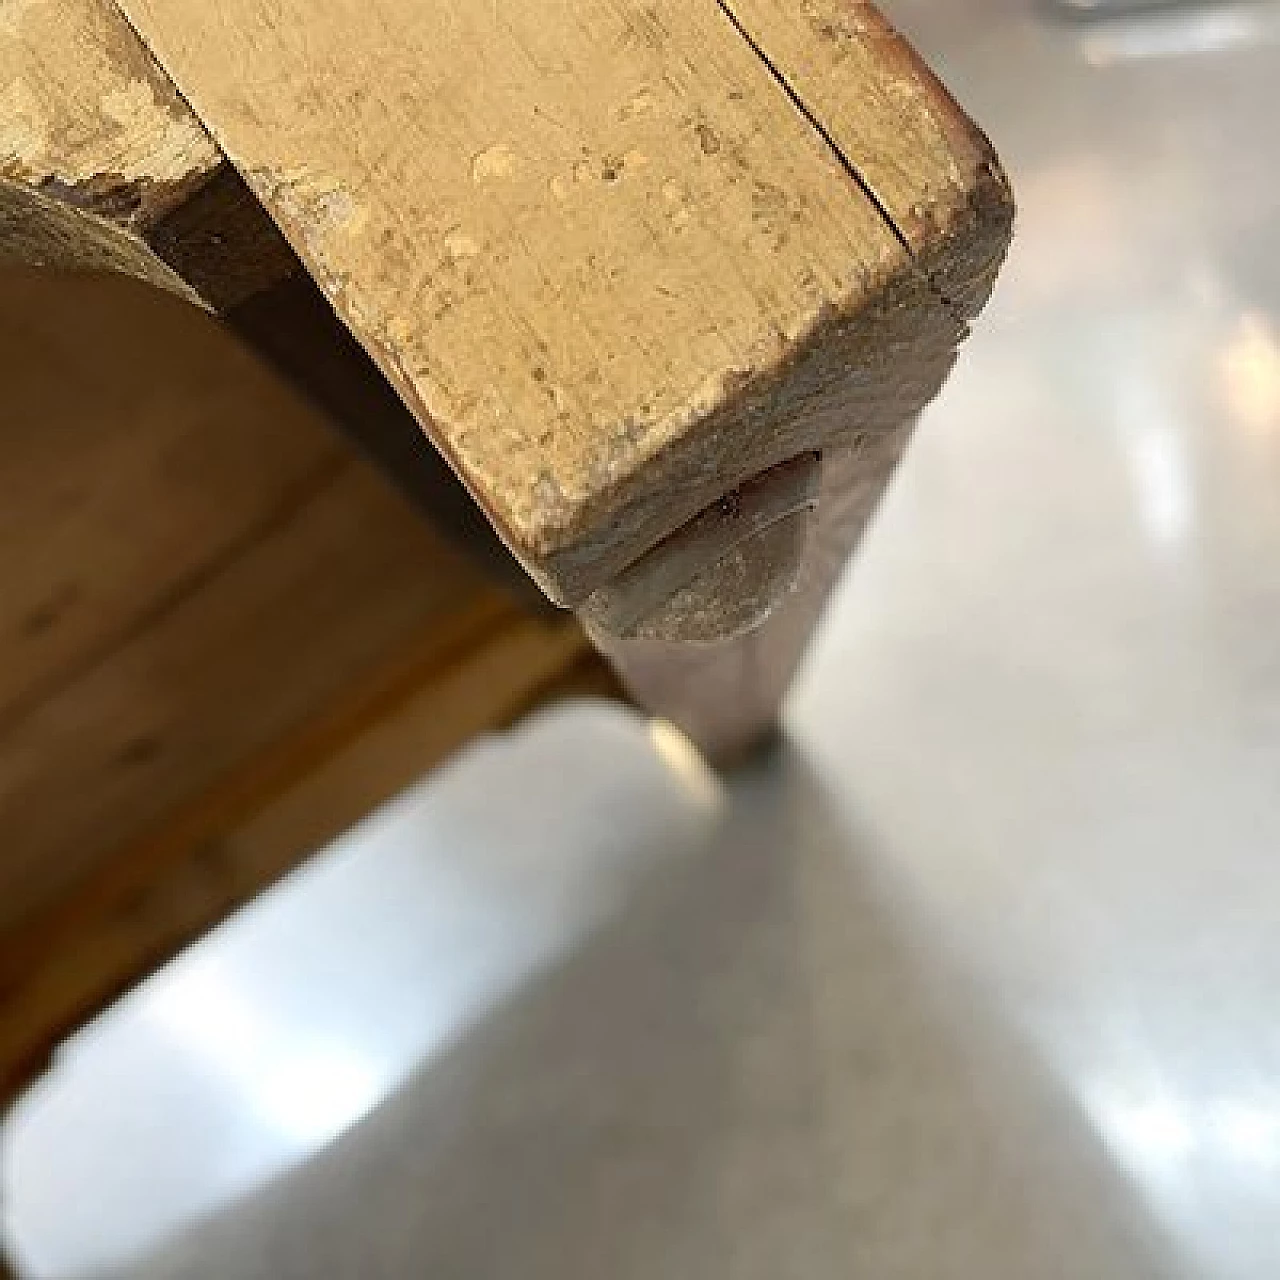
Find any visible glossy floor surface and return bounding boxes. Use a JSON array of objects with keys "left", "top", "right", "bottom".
[{"left": 7, "top": 1, "right": 1280, "bottom": 1275}]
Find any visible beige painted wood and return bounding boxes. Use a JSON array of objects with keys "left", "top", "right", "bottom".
[
  {"left": 112, "top": 0, "right": 1000, "bottom": 607},
  {"left": 0, "top": 0, "right": 300, "bottom": 309},
  {"left": 0, "top": 0, "right": 216, "bottom": 207},
  {"left": 0, "top": 0, "right": 211, "bottom": 292},
  {"left": 721, "top": 4, "right": 994, "bottom": 232},
  {"left": 716, "top": 0, "right": 1010, "bottom": 312},
  {"left": 0, "top": 611, "right": 592, "bottom": 1105},
  {"left": 2, "top": 0, "right": 1011, "bottom": 760}
]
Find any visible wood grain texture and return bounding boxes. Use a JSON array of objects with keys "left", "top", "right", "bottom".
[
  {"left": 0, "top": 268, "right": 342, "bottom": 729},
  {"left": 0, "top": 611, "right": 595, "bottom": 1106},
  {"left": 0, "top": 268, "right": 516, "bottom": 940},
  {"left": 722, "top": 2, "right": 992, "bottom": 231},
  {"left": 112, "top": 0, "right": 992, "bottom": 610},
  {"left": 718, "top": 0, "right": 1011, "bottom": 311},
  {"left": 0, "top": 267, "right": 601, "bottom": 1114},
  {"left": 0, "top": 0, "right": 215, "bottom": 295},
  {"left": 213, "top": 619, "right": 590, "bottom": 896}
]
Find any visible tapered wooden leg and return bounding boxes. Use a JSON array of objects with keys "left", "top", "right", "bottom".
[{"left": 588, "top": 430, "right": 909, "bottom": 761}]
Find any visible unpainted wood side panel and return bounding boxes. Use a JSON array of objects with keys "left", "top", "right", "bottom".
[
  {"left": 0, "top": 268, "right": 343, "bottom": 727},
  {"left": 217, "top": 619, "right": 591, "bottom": 889},
  {"left": 0, "top": 613, "right": 594, "bottom": 1106},
  {"left": 0, "top": 461, "right": 489, "bottom": 937}
]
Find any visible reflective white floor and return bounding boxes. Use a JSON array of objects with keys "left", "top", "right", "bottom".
[{"left": 7, "top": 1, "right": 1280, "bottom": 1275}]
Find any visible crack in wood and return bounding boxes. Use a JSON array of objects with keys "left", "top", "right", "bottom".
[{"left": 712, "top": 0, "right": 964, "bottom": 321}]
